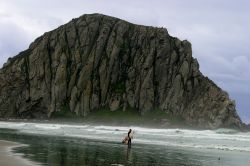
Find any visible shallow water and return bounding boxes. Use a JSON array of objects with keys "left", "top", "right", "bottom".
[{"left": 0, "top": 121, "right": 249, "bottom": 166}]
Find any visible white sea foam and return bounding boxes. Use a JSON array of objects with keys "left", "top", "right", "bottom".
[{"left": 0, "top": 121, "right": 250, "bottom": 153}]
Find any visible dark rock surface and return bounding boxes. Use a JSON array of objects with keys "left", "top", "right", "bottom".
[
  {"left": 245, "top": 124, "right": 250, "bottom": 131},
  {"left": 0, "top": 13, "right": 242, "bottom": 128}
]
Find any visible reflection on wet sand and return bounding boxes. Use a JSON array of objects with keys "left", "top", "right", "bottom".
[
  {"left": 0, "top": 128, "right": 249, "bottom": 166},
  {"left": 0, "top": 129, "right": 206, "bottom": 166}
]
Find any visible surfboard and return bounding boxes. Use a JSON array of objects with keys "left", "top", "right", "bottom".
[{"left": 122, "top": 136, "right": 129, "bottom": 144}]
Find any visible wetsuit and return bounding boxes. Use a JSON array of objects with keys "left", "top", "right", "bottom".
[{"left": 128, "top": 130, "right": 132, "bottom": 147}]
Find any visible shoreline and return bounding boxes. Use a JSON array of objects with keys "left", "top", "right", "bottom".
[{"left": 0, "top": 140, "right": 39, "bottom": 166}]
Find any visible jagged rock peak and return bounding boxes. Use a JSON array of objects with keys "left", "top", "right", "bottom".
[{"left": 0, "top": 13, "right": 242, "bottom": 129}]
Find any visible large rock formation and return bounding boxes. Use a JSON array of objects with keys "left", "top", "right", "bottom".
[{"left": 0, "top": 13, "right": 242, "bottom": 128}]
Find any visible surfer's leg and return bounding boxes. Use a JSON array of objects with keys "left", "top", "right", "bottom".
[{"left": 128, "top": 138, "right": 131, "bottom": 147}]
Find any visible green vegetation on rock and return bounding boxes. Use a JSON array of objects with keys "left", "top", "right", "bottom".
[{"left": 82, "top": 108, "right": 186, "bottom": 127}]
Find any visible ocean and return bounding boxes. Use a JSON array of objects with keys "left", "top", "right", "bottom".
[{"left": 0, "top": 121, "right": 249, "bottom": 166}]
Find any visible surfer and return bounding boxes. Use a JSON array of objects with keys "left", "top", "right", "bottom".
[
  {"left": 122, "top": 129, "right": 134, "bottom": 147},
  {"left": 127, "top": 129, "right": 132, "bottom": 148}
]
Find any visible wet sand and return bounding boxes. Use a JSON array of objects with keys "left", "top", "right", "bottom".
[{"left": 0, "top": 140, "right": 38, "bottom": 166}]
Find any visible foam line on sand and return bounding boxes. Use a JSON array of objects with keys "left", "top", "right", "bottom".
[{"left": 0, "top": 140, "right": 38, "bottom": 166}]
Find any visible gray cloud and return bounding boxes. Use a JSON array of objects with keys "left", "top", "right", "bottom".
[
  {"left": 0, "top": 0, "right": 249, "bottom": 122},
  {"left": 0, "top": 21, "right": 30, "bottom": 65}
]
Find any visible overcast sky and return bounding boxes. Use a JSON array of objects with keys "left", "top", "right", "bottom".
[{"left": 0, "top": 0, "right": 249, "bottom": 123}]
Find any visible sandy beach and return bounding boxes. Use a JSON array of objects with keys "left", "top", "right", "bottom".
[{"left": 0, "top": 140, "right": 38, "bottom": 166}]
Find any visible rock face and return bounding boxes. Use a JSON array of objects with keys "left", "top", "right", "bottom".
[{"left": 0, "top": 14, "right": 242, "bottom": 128}]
